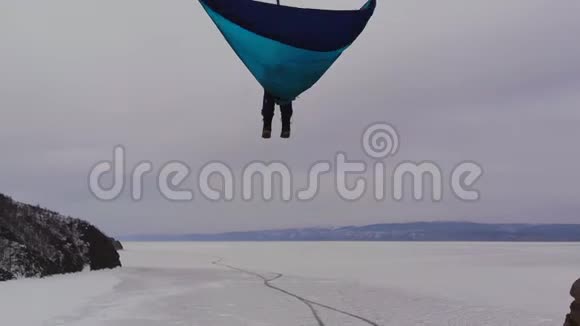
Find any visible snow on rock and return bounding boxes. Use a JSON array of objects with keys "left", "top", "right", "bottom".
[
  {"left": 0, "top": 193, "right": 121, "bottom": 281},
  {"left": 110, "top": 238, "right": 124, "bottom": 251}
]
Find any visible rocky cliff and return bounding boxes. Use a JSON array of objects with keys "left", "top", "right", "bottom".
[
  {"left": 0, "top": 194, "right": 121, "bottom": 281},
  {"left": 565, "top": 279, "right": 580, "bottom": 326}
]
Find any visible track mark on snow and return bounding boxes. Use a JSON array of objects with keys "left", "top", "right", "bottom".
[{"left": 212, "top": 258, "right": 379, "bottom": 326}]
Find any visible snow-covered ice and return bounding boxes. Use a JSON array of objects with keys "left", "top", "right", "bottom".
[
  {"left": 0, "top": 269, "right": 120, "bottom": 325},
  {"left": 1, "top": 242, "right": 579, "bottom": 325}
]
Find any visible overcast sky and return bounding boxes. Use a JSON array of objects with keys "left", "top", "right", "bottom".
[{"left": 1, "top": 0, "right": 579, "bottom": 235}]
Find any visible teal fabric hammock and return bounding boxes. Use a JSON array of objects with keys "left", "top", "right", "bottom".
[{"left": 199, "top": 0, "right": 377, "bottom": 102}]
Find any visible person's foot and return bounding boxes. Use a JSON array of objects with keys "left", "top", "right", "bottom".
[
  {"left": 281, "top": 115, "right": 292, "bottom": 138},
  {"left": 281, "top": 119, "right": 291, "bottom": 138},
  {"left": 262, "top": 116, "right": 273, "bottom": 139},
  {"left": 262, "top": 127, "right": 272, "bottom": 139}
]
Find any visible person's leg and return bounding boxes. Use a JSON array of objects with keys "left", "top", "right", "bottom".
[
  {"left": 280, "top": 101, "right": 293, "bottom": 138},
  {"left": 261, "top": 91, "right": 275, "bottom": 138}
]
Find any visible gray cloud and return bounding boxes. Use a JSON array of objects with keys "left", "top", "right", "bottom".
[{"left": 1, "top": 0, "right": 579, "bottom": 235}]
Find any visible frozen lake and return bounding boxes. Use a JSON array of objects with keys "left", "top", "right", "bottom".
[{"left": 1, "top": 242, "right": 579, "bottom": 325}]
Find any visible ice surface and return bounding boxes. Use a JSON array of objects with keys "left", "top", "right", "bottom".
[
  {"left": 1, "top": 242, "right": 579, "bottom": 325},
  {"left": 0, "top": 270, "right": 120, "bottom": 325}
]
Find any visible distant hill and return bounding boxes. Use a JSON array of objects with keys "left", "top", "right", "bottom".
[
  {"left": 122, "top": 222, "right": 580, "bottom": 242},
  {"left": 0, "top": 194, "right": 121, "bottom": 281}
]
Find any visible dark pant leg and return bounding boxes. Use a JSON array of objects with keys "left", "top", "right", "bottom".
[
  {"left": 262, "top": 91, "right": 275, "bottom": 128},
  {"left": 280, "top": 101, "right": 293, "bottom": 131}
]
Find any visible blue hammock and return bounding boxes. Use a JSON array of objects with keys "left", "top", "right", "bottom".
[{"left": 199, "top": 0, "right": 376, "bottom": 102}]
